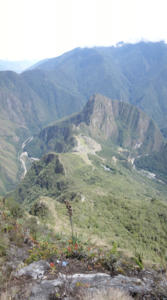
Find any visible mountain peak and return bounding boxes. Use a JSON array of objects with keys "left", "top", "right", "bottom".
[
  {"left": 85, "top": 93, "right": 113, "bottom": 106},
  {"left": 81, "top": 94, "right": 114, "bottom": 125},
  {"left": 25, "top": 94, "right": 164, "bottom": 159}
]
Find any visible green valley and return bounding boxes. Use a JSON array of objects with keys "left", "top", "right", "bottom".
[
  {"left": 2, "top": 42, "right": 167, "bottom": 193},
  {"left": 10, "top": 147, "right": 167, "bottom": 263},
  {"left": 8, "top": 94, "right": 167, "bottom": 262},
  {"left": 1, "top": 43, "right": 167, "bottom": 298}
]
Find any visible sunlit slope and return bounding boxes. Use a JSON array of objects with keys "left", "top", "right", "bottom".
[
  {"left": 11, "top": 148, "right": 167, "bottom": 262},
  {"left": 11, "top": 95, "right": 167, "bottom": 261}
]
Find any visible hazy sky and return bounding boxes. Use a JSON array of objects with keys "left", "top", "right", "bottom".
[{"left": 0, "top": 0, "right": 167, "bottom": 60}]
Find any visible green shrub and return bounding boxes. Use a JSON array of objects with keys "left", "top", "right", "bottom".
[{"left": 5, "top": 197, "right": 23, "bottom": 218}]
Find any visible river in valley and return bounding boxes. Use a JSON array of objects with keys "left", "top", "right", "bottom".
[{"left": 19, "top": 137, "right": 39, "bottom": 178}]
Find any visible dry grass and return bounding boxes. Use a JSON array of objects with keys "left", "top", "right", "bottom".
[{"left": 80, "top": 287, "right": 133, "bottom": 300}]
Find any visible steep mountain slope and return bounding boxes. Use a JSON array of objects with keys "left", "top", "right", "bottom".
[
  {"left": 30, "top": 47, "right": 130, "bottom": 102},
  {"left": 30, "top": 41, "right": 167, "bottom": 128},
  {"left": 21, "top": 69, "right": 85, "bottom": 118},
  {"left": 1, "top": 41, "right": 167, "bottom": 193},
  {"left": 7, "top": 96, "right": 167, "bottom": 262},
  {"left": 25, "top": 94, "right": 164, "bottom": 159},
  {"left": 0, "top": 70, "right": 84, "bottom": 194},
  {"left": 135, "top": 143, "right": 167, "bottom": 182},
  {"left": 12, "top": 143, "right": 167, "bottom": 261},
  {"left": 0, "top": 71, "right": 47, "bottom": 130},
  {"left": 0, "top": 71, "right": 43, "bottom": 194},
  {"left": 0, "top": 71, "right": 60, "bottom": 194},
  {"left": 19, "top": 94, "right": 167, "bottom": 259}
]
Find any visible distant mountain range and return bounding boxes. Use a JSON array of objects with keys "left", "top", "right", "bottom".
[
  {"left": 1, "top": 41, "right": 167, "bottom": 192},
  {"left": 30, "top": 41, "right": 167, "bottom": 129},
  {"left": 0, "top": 59, "right": 38, "bottom": 73}
]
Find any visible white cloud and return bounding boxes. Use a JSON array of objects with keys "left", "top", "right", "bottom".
[{"left": 0, "top": 0, "right": 167, "bottom": 60}]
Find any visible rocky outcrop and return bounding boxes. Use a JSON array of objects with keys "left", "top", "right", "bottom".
[
  {"left": 26, "top": 94, "right": 164, "bottom": 159},
  {"left": 79, "top": 94, "right": 164, "bottom": 154},
  {"left": 1, "top": 260, "right": 166, "bottom": 299},
  {"left": 15, "top": 260, "right": 50, "bottom": 280}
]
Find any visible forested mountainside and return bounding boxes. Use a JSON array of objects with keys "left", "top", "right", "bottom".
[
  {"left": 31, "top": 41, "right": 167, "bottom": 128},
  {"left": 8, "top": 94, "right": 166, "bottom": 262},
  {"left": 1, "top": 41, "right": 167, "bottom": 193},
  {"left": 1, "top": 42, "right": 167, "bottom": 299}
]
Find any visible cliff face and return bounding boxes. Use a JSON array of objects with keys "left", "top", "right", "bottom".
[
  {"left": 81, "top": 94, "right": 164, "bottom": 153},
  {"left": 25, "top": 94, "right": 164, "bottom": 158}
]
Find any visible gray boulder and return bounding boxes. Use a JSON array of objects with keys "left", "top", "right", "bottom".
[
  {"left": 12, "top": 263, "right": 167, "bottom": 299},
  {"left": 15, "top": 260, "right": 50, "bottom": 280}
]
